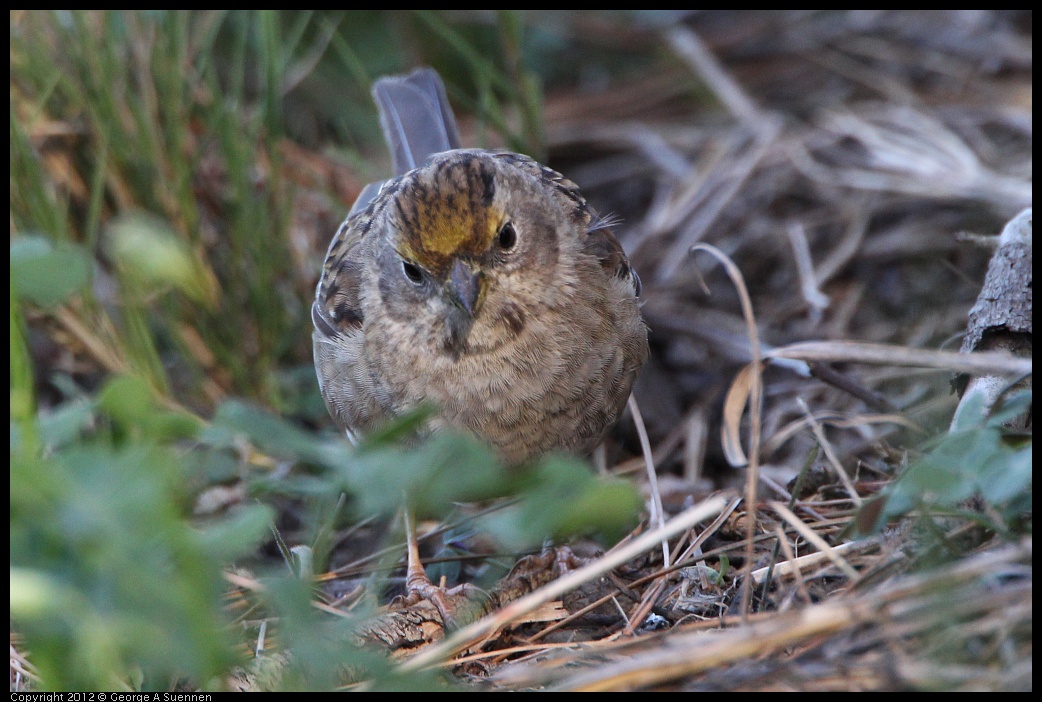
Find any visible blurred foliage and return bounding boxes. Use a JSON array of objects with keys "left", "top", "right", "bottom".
[
  {"left": 857, "top": 390, "right": 1032, "bottom": 542},
  {"left": 479, "top": 456, "right": 645, "bottom": 550},
  {"left": 9, "top": 368, "right": 640, "bottom": 689},
  {"left": 10, "top": 236, "right": 92, "bottom": 308},
  {"left": 213, "top": 400, "right": 640, "bottom": 548},
  {"left": 10, "top": 375, "right": 260, "bottom": 690}
]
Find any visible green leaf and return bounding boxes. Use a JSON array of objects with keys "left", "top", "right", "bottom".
[
  {"left": 345, "top": 431, "right": 509, "bottom": 518},
  {"left": 197, "top": 503, "right": 277, "bottom": 561},
  {"left": 97, "top": 375, "right": 201, "bottom": 440},
  {"left": 105, "top": 214, "right": 216, "bottom": 305},
  {"left": 11, "top": 442, "right": 239, "bottom": 690},
  {"left": 873, "top": 390, "right": 1033, "bottom": 533},
  {"left": 481, "top": 456, "right": 642, "bottom": 549},
  {"left": 10, "top": 235, "right": 92, "bottom": 307},
  {"left": 986, "top": 389, "right": 1033, "bottom": 428},
  {"left": 9, "top": 568, "right": 87, "bottom": 620},
  {"left": 978, "top": 442, "right": 1032, "bottom": 504},
  {"left": 213, "top": 399, "right": 334, "bottom": 465},
  {"left": 38, "top": 397, "right": 96, "bottom": 450}
]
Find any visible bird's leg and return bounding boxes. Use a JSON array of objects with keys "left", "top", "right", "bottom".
[{"left": 395, "top": 507, "right": 483, "bottom": 628}]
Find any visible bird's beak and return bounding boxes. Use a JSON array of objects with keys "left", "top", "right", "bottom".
[{"left": 447, "top": 259, "right": 486, "bottom": 317}]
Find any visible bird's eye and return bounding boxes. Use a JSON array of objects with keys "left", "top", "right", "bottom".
[
  {"left": 497, "top": 222, "right": 517, "bottom": 251},
  {"left": 402, "top": 260, "right": 424, "bottom": 284}
]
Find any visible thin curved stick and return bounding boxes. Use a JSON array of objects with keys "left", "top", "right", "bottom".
[
  {"left": 628, "top": 394, "right": 669, "bottom": 568},
  {"left": 690, "top": 243, "right": 763, "bottom": 623}
]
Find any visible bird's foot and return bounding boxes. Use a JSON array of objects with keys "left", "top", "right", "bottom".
[{"left": 391, "top": 565, "right": 485, "bottom": 629}]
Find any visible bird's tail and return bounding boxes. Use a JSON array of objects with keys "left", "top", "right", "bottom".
[{"left": 372, "top": 67, "right": 462, "bottom": 177}]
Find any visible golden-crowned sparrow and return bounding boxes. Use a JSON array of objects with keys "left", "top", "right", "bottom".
[
  {"left": 312, "top": 68, "right": 648, "bottom": 622},
  {"left": 312, "top": 68, "right": 648, "bottom": 466}
]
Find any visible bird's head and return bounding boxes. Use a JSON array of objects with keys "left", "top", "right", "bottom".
[{"left": 372, "top": 150, "right": 586, "bottom": 359}]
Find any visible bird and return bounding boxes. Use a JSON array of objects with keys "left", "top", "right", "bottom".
[{"left": 312, "top": 67, "right": 649, "bottom": 620}]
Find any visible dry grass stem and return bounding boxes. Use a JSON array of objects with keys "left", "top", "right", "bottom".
[{"left": 399, "top": 494, "right": 733, "bottom": 672}]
